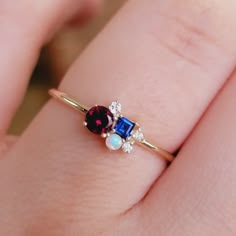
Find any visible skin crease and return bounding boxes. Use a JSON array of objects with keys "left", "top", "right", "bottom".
[{"left": 0, "top": 0, "right": 235, "bottom": 235}]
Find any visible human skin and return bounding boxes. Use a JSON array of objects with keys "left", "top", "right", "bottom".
[{"left": 0, "top": 0, "right": 236, "bottom": 235}]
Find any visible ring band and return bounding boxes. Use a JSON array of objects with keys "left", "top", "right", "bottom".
[{"left": 49, "top": 89, "right": 174, "bottom": 162}]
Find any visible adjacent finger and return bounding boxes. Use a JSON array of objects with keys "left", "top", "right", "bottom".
[
  {"left": 0, "top": 0, "right": 101, "bottom": 136},
  {"left": 140, "top": 70, "right": 236, "bottom": 235},
  {"left": 1, "top": 0, "right": 236, "bottom": 233}
]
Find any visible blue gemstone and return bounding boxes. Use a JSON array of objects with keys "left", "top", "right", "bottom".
[{"left": 114, "top": 117, "right": 135, "bottom": 139}]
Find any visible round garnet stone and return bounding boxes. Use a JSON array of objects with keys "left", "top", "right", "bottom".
[{"left": 85, "top": 106, "right": 114, "bottom": 135}]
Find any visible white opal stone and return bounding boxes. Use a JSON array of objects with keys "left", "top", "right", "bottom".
[{"left": 106, "top": 134, "right": 123, "bottom": 150}]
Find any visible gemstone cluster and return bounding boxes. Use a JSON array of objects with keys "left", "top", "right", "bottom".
[{"left": 84, "top": 101, "right": 144, "bottom": 154}]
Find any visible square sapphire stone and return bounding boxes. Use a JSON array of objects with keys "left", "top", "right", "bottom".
[{"left": 114, "top": 117, "right": 135, "bottom": 139}]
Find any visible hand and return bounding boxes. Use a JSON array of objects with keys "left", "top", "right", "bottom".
[{"left": 0, "top": 0, "right": 236, "bottom": 235}]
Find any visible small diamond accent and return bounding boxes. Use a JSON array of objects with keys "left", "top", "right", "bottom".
[
  {"left": 132, "top": 128, "right": 144, "bottom": 142},
  {"left": 109, "top": 101, "right": 122, "bottom": 115},
  {"left": 122, "top": 142, "right": 133, "bottom": 153}
]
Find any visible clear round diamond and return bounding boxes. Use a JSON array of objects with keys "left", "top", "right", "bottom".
[
  {"left": 122, "top": 142, "right": 133, "bottom": 153},
  {"left": 132, "top": 128, "right": 144, "bottom": 142},
  {"left": 109, "top": 101, "right": 122, "bottom": 115}
]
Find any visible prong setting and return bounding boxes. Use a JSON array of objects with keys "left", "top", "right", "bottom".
[
  {"left": 49, "top": 89, "right": 174, "bottom": 162},
  {"left": 132, "top": 128, "right": 144, "bottom": 142},
  {"left": 109, "top": 101, "right": 122, "bottom": 116},
  {"left": 101, "top": 133, "right": 108, "bottom": 138},
  {"left": 83, "top": 101, "right": 147, "bottom": 154},
  {"left": 105, "top": 101, "right": 142, "bottom": 154}
]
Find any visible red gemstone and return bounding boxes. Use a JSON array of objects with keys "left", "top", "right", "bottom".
[{"left": 85, "top": 106, "right": 114, "bottom": 135}]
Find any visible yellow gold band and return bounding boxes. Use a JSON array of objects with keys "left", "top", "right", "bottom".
[{"left": 49, "top": 89, "right": 174, "bottom": 162}]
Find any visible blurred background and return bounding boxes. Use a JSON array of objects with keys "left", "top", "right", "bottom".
[{"left": 10, "top": 0, "right": 126, "bottom": 134}]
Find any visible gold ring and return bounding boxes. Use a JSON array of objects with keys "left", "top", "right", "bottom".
[{"left": 49, "top": 89, "right": 174, "bottom": 162}]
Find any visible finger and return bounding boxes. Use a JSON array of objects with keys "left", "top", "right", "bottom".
[
  {"left": 0, "top": 135, "right": 18, "bottom": 158},
  {"left": 140, "top": 71, "right": 236, "bottom": 235},
  {"left": 0, "top": 0, "right": 101, "bottom": 136},
  {"left": 1, "top": 0, "right": 236, "bottom": 233},
  {"left": 69, "top": 0, "right": 102, "bottom": 26},
  {"left": 57, "top": 0, "right": 236, "bottom": 210}
]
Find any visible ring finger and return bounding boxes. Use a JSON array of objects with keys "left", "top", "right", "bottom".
[{"left": 1, "top": 0, "right": 236, "bottom": 233}]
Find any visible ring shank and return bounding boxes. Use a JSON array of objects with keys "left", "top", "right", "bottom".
[
  {"left": 139, "top": 140, "right": 174, "bottom": 162},
  {"left": 49, "top": 89, "right": 174, "bottom": 162},
  {"left": 49, "top": 89, "right": 89, "bottom": 114}
]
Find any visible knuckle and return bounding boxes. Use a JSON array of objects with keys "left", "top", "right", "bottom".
[{"left": 150, "top": 0, "right": 232, "bottom": 70}]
